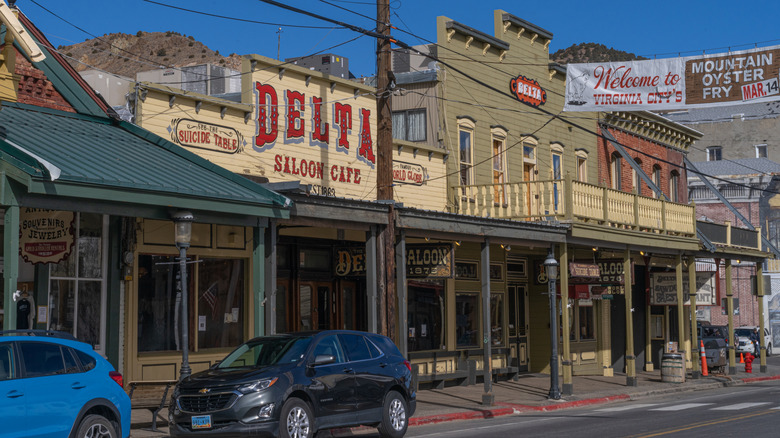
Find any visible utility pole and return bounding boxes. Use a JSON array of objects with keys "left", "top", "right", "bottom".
[
  {"left": 376, "top": 0, "right": 396, "bottom": 341},
  {"left": 276, "top": 27, "right": 282, "bottom": 60}
]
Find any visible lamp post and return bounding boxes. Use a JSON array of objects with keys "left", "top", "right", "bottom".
[
  {"left": 544, "top": 248, "right": 561, "bottom": 400},
  {"left": 173, "top": 211, "right": 194, "bottom": 381}
]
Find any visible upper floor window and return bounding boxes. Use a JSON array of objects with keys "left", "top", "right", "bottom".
[
  {"left": 575, "top": 150, "right": 588, "bottom": 183},
  {"left": 492, "top": 128, "right": 508, "bottom": 204},
  {"left": 632, "top": 158, "right": 642, "bottom": 194},
  {"left": 756, "top": 144, "right": 768, "bottom": 158},
  {"left": 706, "top": 146, "right": 722, "bottom": 161},
  {"left": 652, "top": 165, "right": 661, "bottom": 198},
  {"left": 610, "top": 153, "right": 622, "bottom": 190},
  {"left": 458, "top": 118, "right": 475, "bottom": 190},
  {"left": 670, "top": 170, "right": 680, "bottom": 202},
  {"left": 392, "top": 109, "right": 426, "bottom": 142}
]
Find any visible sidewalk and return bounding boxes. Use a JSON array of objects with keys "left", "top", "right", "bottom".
[{"left": 129, "top": 363, "right": 780, "bottom": 437}]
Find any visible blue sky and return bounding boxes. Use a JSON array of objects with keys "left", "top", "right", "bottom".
[{"left": 19, "top": 0, "right": 780, "bottom": 79}]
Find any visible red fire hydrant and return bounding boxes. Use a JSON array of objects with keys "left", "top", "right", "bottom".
[{"left": 744, "top": 352, "right": 754, "bottom": 373}]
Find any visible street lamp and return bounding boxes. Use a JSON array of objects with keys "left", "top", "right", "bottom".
[
  {"left": 173, "top": 210, "right": 194, "bottom": 381},
  {"left": 544, "top": 248, "right": 561, "bottom": 400}
]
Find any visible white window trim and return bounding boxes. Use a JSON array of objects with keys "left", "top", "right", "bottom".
[{"left": 755, "top": 144, "right": 768, "bottom": 158}]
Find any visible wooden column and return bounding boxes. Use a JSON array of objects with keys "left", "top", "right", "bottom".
[
  {"left": 395, "top": 230, "right": 408, "bottom": 357},
  {"left": 481, "top": 239, "right": 494, "bottom": 405},
  {"left": 644, "top": 254, "right": 653, "bottom": 371},
  {"left": 726, "top": 259, "right": 735, "bottom": 374},
  {"left": 675, "top": 254, "right": 685, "bottom": 363},
  {"left": 559, "top": 244, "right": 573, "bottom": 395},
  {"left": 257, "top": 223, "right": 270, "bottom": 336},
  {"left": 3, "top": 205, "right": 19, "bottom": 330},
  {"left": 757, "top": 262, "right": 767, "bottom": 373},
  {"left": 624, "top": 249, "right": 636, "bottom": 386},
  {"left": 688, "top": 255, "right": 700, "bottom": 378}
]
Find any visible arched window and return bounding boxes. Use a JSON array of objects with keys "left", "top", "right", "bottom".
[
  {"left": 652, "top": 165, "right": 661, "bottom": 198},
  {"left": 670, "top": 170, "right": 680, "bottom": 202},
  {"left": 610, "top": 153, "right": 622, "bottom": 190},
  {"left": 457, "top": 117, "right": 476, "bottom": 194},
  {"left": 575, "top": 149, "right": 588, "bottom": 183},
  {"left": 632, "top": 158, "right": 643, "bottom": 194}
]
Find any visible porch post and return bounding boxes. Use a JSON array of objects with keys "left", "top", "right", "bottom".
[
  {"left": 624, "top": 248, "right": 636, "bottom": 386},
  {"left": 644, "top": 253, "right": 653, "bottom": 371},
  {"left": 366, "top": 226, "right": 378, "bottom": 333},
  {"left": 726, "top": 259, "right": 735, "bottom": 374},
  {"left": 559, "top": 243, "right": 573, "bottom": 395},
  {"left": 757, "top": 261, "right": 767, "bottom": 373},
  {"left": 675, "top": 254, "right": 686, "bottom": 363},
  {"left": 395, "top": 230, "right": 407, "bottom": 357},
  {"left": 688, "top": 255, "right": 700, "bottom": 378},
  {"left": 3, "top": 205, "right": 19, "bottom": 330},
  {"left": 481, "top": 238, "right": 494, "bottom": 406},
  {"left": 260, "top": 221, "right": 274, "bottom": 336}
]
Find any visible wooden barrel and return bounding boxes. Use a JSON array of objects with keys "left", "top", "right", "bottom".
[{"left": 661, "top": 353, "right": 685, "bottom": 383}]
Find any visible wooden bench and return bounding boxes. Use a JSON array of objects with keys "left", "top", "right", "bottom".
[{"left": 127, "top": 380, "right": 178, "bottom": 432}]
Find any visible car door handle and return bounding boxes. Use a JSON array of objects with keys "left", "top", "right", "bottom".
[
  {"left": 6, "top": 390, "right": 24, "bottom": 398},
  {"left": 343, "top": 368, "right": 355, "bottom": 374},
  {"left": 71, "top": 382, "right": 86, "bottom": 390},
  {"left": 378, "top": 362, "right": 388, "bottom": 368}
]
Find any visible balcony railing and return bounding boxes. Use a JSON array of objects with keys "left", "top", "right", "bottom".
[{"left": 454, "top": 173, "right": 696, "bottom": 236}]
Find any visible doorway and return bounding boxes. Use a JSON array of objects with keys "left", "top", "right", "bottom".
[{"left": 508, "top": 283, "right": 529, "bottom": 372}]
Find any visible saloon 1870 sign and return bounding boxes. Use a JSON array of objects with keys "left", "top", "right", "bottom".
[{"left": 406, "top": 244, "right": 453, "bottom": 279}]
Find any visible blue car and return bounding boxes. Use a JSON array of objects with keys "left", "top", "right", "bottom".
[{"left": 0, "top": 330, "right": 131, "bottom": 438}]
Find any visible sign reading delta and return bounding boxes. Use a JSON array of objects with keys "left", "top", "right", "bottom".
[
  {"left": 510, "top": 74, "right": 547, "bottom": 107},
  {"left": 252, "top": 80, "right": 376, "bottom": 191}
]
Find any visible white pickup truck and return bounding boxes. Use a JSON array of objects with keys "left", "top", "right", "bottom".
[{"left": 735, "top": 326, "right": 772, "bottom": 357}]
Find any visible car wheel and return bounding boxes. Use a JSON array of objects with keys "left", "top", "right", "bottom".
[
  {"left": 280, "top": 398, "right": 314, "bottom": 438},
  {"left": 75, "top": 414, "right": 116, "bottom": 438},
  {"left": 767, "top": 344, "right": 772, "bottom": 357},
  {"left": 377, "top": 390, "right": 408, "bottom": 438}
]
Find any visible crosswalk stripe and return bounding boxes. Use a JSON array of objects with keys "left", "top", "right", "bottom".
[
  {"left": 595, "top": 404, "right": 659, "bottom": 412},
  {"left": 711, "top": 402, "right": 771, "bottom": 411},
  {"left": 650, "top": 403, "right": 713, "bottom": 411}
]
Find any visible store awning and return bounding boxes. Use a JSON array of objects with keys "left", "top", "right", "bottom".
[{"left": 0, "top": 103, "right": 290, "bottom": 224}]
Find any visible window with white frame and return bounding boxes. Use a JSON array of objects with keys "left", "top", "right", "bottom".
[
  {"left": 652, "top": 165, "right": 661, "bottom": 198},
  {"left": 756, "top": 144, "right": 768, "bottom": 158},
  {"left": 48, "top": 212, "right": 108, "bottom": 354},
  {"left": 575, "top": 150, "right": 588, "bottom": 183},
  {"left": 458, "top": 119, "right": 475, "bottom": 195},
  {"left": 551, "top": 143, "right": 564, "bottom": 210},
  {"left": 392, "top": 109, "right": 427, "bottom": 142},
  {"left": 670, "top": 170, "right": 680, "bottom": 202},
  {"left": 492, "top": 135, "right": 506, "bottom": 204},
  {"left": 707, "top": 146, "right": 722, "bottom": 161},
  {"left": 632, "top": 158, "right": 642, "bottom": 194}
]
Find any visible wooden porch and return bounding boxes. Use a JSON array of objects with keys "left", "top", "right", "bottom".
[{"left": 454, "top": 173, "right": 696, "bottom": 237}]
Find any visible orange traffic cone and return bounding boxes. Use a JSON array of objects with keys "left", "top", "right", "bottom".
[
  {"left": 700, "top": 339, "right": 708, "bottom": 377},
  {"left": 740, "top": 352, "right": 744, "bottom": 363}
]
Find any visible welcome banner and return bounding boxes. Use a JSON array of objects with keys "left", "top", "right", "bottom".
[{"left": 564, "top": 44, "right": 780, "bottom": 111}]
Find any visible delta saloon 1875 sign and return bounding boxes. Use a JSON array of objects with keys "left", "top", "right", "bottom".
[{"left": 564, "top": 44, "right": 780, "bottom": 111}]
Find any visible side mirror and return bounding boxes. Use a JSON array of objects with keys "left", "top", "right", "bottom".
[{"left": 311, "top": 354, "right": 335, "bottom": 366}]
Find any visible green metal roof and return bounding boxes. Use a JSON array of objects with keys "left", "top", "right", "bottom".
[{"left": 0, "top": 103, "right": 290, "bottom": 220}]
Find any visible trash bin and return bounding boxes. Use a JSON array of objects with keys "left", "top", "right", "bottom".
[{"left": 661, "top": 353, "right": 685, "bottom": 383}]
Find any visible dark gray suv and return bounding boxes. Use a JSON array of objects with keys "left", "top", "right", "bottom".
[{"left": 169, "top": 330, "right": 415, "bottom": 438}]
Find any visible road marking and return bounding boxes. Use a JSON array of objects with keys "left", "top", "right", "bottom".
[
  {"left": 594, "top": 403, "right": 659, "bottom": 412},
  {"left": 650, "top": 403, "right": 713, "bottom": 411},
  {"left": 711, "top": 402, "right": 771, "bottom": 410}
]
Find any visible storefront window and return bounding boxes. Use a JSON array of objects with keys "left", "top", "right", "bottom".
[
  {"left": 197, "top": 258, "right": 245, "bottom": 349},
  {"left": 490, "top": 294, "right": 503, "bottom": 346},
  {"left": 408, "top": 281, "right": 444, "bottom": 352},
  {"left": 578, "top": 303, "right": 595, "bottom": 340},
  {"left": 48, "top": 212, "right": 106, "bottom": 352},
  {"left": 456, "top": 293, "right": 478, "bottom": 348},
  {"left": 137, "top": 254, "right": 246, "bottom": 352}
]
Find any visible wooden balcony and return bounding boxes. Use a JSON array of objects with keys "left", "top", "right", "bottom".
[{"left": 454, "top": 174, "right": 696, "bottom": 237}]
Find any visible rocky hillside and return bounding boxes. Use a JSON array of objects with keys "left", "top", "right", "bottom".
[
  {"left": 551, "top": 42, "right": 647, "bottom": 64},
  {"left": 57, "top": 30, "right": 241, "bottom": 79}
]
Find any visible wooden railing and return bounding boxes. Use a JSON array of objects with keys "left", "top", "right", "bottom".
[{"left": 454, "top": 173, "right": 696, "bottom": 236}]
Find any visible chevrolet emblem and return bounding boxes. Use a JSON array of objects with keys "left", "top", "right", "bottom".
[{"left": 199, "top": 388, "right": 211, "bottom": 394}]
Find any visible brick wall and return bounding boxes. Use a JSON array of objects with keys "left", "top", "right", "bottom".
[
  {"left": 599, "top": 126, "right": 687, "bottom": 203},
  {"left": 708, "top": 264, "right": 761, "bottom": 327},
  {"left": 10, "top": 45, "right": 75, "bottom": 112},
  {"left": 695, "top": 201, "right": 760, "bottom": 228}
]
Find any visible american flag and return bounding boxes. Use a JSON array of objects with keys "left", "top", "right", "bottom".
[{"left": 202, "top": 283, "right": 218, "bottom": 319}]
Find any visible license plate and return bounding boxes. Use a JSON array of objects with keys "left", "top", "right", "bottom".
[{"left": 192, "top": 415, "right": 212, "bottom": 429}]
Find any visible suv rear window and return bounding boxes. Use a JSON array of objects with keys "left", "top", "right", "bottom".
[
  {"left": 0, "top": 343, "right": 14, "bottom": 380},
  {"left": 340, "top": 334, "right": 371, "bottom": 362},
  {"left": 75, "top": 350, "right": 96, "bottom": 372}
]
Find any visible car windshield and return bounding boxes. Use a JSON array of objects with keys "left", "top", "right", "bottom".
[
  {"left": 734, "top": 329, "right": 753, "bottom": 337},
  {"left": 217, "top": 337, "right": 312, "bottom": 369}
]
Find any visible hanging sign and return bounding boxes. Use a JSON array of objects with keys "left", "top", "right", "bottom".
[
  {"left": 170, "top": 118, "right": 244, "bottom": 154},
  {"left": 510, "top": 74, "right": 547, "bottom": 107},
  {"left": 650, "top": 271, "right": 716, "bottom": 306},
  {"left": 569, "top": 262, "right": 600, "bottom": 283},
  {"left": 406, "top": 244, "right": 453, "bottom": 279},
  {"left": 19, "top": 208, "right": 75, "bottom": 264},
  {"left": 392, "top": 161, "right": 428, "bottom": 186}
]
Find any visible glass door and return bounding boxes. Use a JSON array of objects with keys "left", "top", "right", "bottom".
[{"left": 508, "top": 283, "right": 529, "bottom": 372}]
